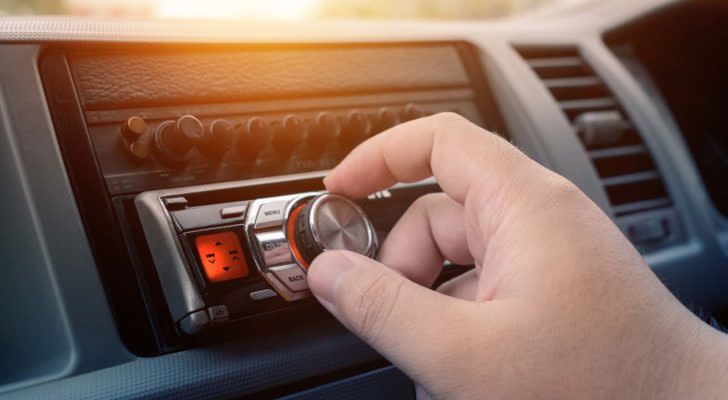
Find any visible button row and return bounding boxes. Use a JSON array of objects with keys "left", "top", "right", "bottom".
[
  {"left": 120, "top": 104, "right": 426, "bottom": 167},
  {"left": 248, "top": 196, "right": 312, "bottom": 298}
]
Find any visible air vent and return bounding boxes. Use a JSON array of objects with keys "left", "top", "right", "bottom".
[{"left": 516, "top": 47, "right": 672, "bottom": 217}]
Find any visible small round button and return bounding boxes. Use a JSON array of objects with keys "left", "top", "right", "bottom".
[
  {"left": 273, "top": 115, "right": 304, "bottom": 156},
  {"left": 340, "top": 110, "right": 370, "bottom": 148},
  {"left": 400, "top": 103, "right": 422, "bottom": 122},
  {"left": 175, "top": 115, "right": 205, "bottom": 145},
  {"left": 153, "top": 115, "right": 204, "bottom": 165},
  {"left": 238, "top": 117, "right": 270, "bottom": 158},
  {"left": 307, "top": 112, "right": 339, "bottom": 148},
  {"left": 372, "top": 107, "right": 399, "bottom": 134},
  {"left": 120, "top": 116, "right": 150, "bottom": 160},
  {"left": 121, "top": 115, "right": 147, "bottom": 140},
  {"left": 291, "top": 194, "right": 378, "bottom": 267},
  {"left": 200, "top": 119, "right": 234, "bottom": 157}
]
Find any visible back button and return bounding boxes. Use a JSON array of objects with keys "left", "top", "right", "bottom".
[{"left": 269, "top": 264, "right": 308, "bottom": 292}]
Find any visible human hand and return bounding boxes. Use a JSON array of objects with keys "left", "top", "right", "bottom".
[{"left": 306, "top": 113, "right": 728, "bottom": 399}]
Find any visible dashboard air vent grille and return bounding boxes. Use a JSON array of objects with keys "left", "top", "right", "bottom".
[{"left": 516, "top": 47, "right": 671, "bottom": 216}]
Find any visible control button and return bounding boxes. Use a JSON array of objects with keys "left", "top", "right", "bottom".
[
  {"left": 207, "top": 305, "right": 230, "bottom": 323},
  {"left": 220, "top": 205, "right": 246, "bottom": 219},
  {"left": 255, "top": 230, "right": 292, "bottom": 266},
  {"left": 340, "top": 110, "right": 371, "bottom": 149},
  {"left": 164, "top": 196, "right": 189, "bottom": 210},
  {"left": 264, "top": 271, "right": 309, "bottom": 302},
  {"left": 269, "top": 264, "right": 309, "bottom": 292},
  {"left": 372, "top": 107, "right": 399, "bottom": 134},
  {"left": 194, "top": 231, "right": 249, "bottom": 283},
  {"left": 254, "top": 200, "right": 287, "bottom": 230},
  {"left": 291, "top": 193, "right": 378, "bottom": 267},
  {"left": 249, "top": 289, "right": 278, "bottom": 301},
  {"left": 120, "top": 116, "right": 150, "bottom": 160},
  {"left": 178, "top": 310, "right": 209, "bottom": 335},
  {"left": 153, "top": 115, "right": 204, "bottom": 165},
  {"left": 627, "top": 218, "right": 669, "bottom": 245},
  {"left": 200, "top": 119, "right": 234, "bottom": 157},
  {"left": 121, "top": 115, "right": 147, "bottom": 140},
  {"left": 238, "top": 117, "right": 271, "bottom": 158},
  {"left": 400, "top": 103, "right": 423, "bottom": 122},
  {"left": 308, "top": 112, "right": 339, "bottom": 148},
  {"left": 273, "top": 114, "right": 303, "bottom": 156}
]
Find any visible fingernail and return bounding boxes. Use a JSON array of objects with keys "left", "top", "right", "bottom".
[{"left": 308, "top": 251, "right": 353, "bottom": 304}]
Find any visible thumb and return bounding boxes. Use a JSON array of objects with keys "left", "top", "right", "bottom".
[{"left": 307, "top": 250, "right": 474, "bottom": 381}]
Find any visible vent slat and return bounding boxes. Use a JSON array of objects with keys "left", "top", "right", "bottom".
[
  {"left": 527, "top": 57, "right": 584, "bottom": 69},
  {"left": 543, "top": 77, "right": 602, "bottom": 89},
  {"left": 605, "top": 178, "right": 668, "bottom": 206},
  {"left": 588, "top": 144, "right": 646, "bottom": 159},
  {"left": 612, "top": 198, "right": 672, "bottom": 216},
  {"left": 559, "top": 98, "right": 618, "bottom": 112},
  {"left": 528, "top": 57, "right": 592, "bottom": 79},
  {"left": 561, "top": 98, "right": 620, "bottom": 122},
  {"left": 601, "top": 171, "right": 660, "bottom": 186}
]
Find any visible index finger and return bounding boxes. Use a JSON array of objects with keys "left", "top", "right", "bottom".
[{"left": 324, "top": 112, "right": 527, "bottom": 204}]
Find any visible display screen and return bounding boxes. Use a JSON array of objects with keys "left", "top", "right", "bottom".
[{"left": 194, "top": 231, "right": 249, "bottom": 283}]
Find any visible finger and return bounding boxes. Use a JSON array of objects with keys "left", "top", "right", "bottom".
[
  {"left": 324, "top": 112, "right": 534, "bottom": 206},
  {"left": 307, "top": 250, "right": 479, "bottom": 385},
  {"left": 378, "top": 193, "right": 472, "bottom": 288},
  {"left": 436, "top": 269, "right": 478, "bottom": 301}
]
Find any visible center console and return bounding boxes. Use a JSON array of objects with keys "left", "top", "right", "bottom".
[{"left": 40, "top": 41, "right": 507, "bottom": 355}]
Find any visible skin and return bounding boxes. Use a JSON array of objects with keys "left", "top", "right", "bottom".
[{"left": 306, "top": 113, "right": 728, "bottom": 400}]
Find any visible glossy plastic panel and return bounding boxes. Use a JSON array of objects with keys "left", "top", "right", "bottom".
[{"left": 0, "top": 45, "right": 133, "bottom": 393}]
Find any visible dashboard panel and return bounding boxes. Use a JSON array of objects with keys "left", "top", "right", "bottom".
[
  {"left": 1, "top": 0, "right": 727, "bottom": 398},
  {"left": 40, "top": 41, "right": 505, "bottom": 356}
]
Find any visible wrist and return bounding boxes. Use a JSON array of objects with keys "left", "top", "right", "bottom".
[{"left": 649, "top": 308, "right": 728, "bottom": 400}]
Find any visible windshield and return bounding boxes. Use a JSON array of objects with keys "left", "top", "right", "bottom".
[{"left": 0, "top": 0, "right": 582, "bottom": 20}]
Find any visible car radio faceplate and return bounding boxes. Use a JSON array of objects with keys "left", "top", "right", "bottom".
[{"left": 136, "top": 173, "right": 430, "bottom": 334}]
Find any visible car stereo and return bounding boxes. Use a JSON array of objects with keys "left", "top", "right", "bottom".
[{"left": 136, "top": 174, "right": 434, "bottom": 334}]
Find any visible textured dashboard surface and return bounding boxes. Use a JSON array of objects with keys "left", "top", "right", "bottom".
[
  {"left": 279, "top": 366, "right": 413, "bottom": 400},
  {"left": 70, "top": 46, "right": 468, "bottom": 110},
  {"left": 1, "top": 320, "right": 381, "bottom": 400}
]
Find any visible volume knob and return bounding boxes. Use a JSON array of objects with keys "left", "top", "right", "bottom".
[{"left": 291, "top": 194, "right": 378, "bottom": 268}]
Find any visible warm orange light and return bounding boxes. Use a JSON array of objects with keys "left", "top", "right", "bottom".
[
  {"left": 194, "top": 231, "right": 249, "bottom": 283},
  {"left": 287, "top": 203, "right": 310, "bottom": 270}
]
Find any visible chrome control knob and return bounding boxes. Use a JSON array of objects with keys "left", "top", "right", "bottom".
[{"left": 291, "top": 193, "right": 378, "bottom": 267}]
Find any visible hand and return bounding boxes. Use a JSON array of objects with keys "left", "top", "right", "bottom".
[{"left": 307, "top": 113, "right": 728, "bottom": 399}]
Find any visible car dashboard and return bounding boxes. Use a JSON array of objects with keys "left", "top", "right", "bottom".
[{"left": 1, "top": 0, "right": 727, "bottom": 398}]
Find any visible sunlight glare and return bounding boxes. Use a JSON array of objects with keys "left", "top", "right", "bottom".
[{"left": 154, "top": 0, "right": 320, "bottom": 20}]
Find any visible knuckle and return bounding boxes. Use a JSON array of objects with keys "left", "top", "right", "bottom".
[
  {"left": 352, "top": 274, "right": 405, "bottom": 344},
  {"left": 410, "top": 192, "right": 444, "bottom": 213},
  {"left": 431, "top": 112, "right": 468, "bottom": 133},
  {"left": 544, "top": 175, "right": 586, "bottom": 206}
]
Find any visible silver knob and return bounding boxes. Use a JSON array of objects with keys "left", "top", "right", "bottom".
[{"left": 292, "top": 193, "right": 378, "bottom": 266}]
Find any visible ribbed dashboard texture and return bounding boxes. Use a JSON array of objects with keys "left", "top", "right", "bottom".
[
  {"left": 2, "top": 321, "right": 383, "bottom": 400},
  {"left": 69, "top": 45, "right": 468, "bottom": 110}
]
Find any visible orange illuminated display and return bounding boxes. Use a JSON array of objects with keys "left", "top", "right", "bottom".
[
  {"left": 194, "top": 231, "right": 249, "bottom": 283},
  {"left": 287, "top": 203, "right": 310, "bottom": 270}
]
